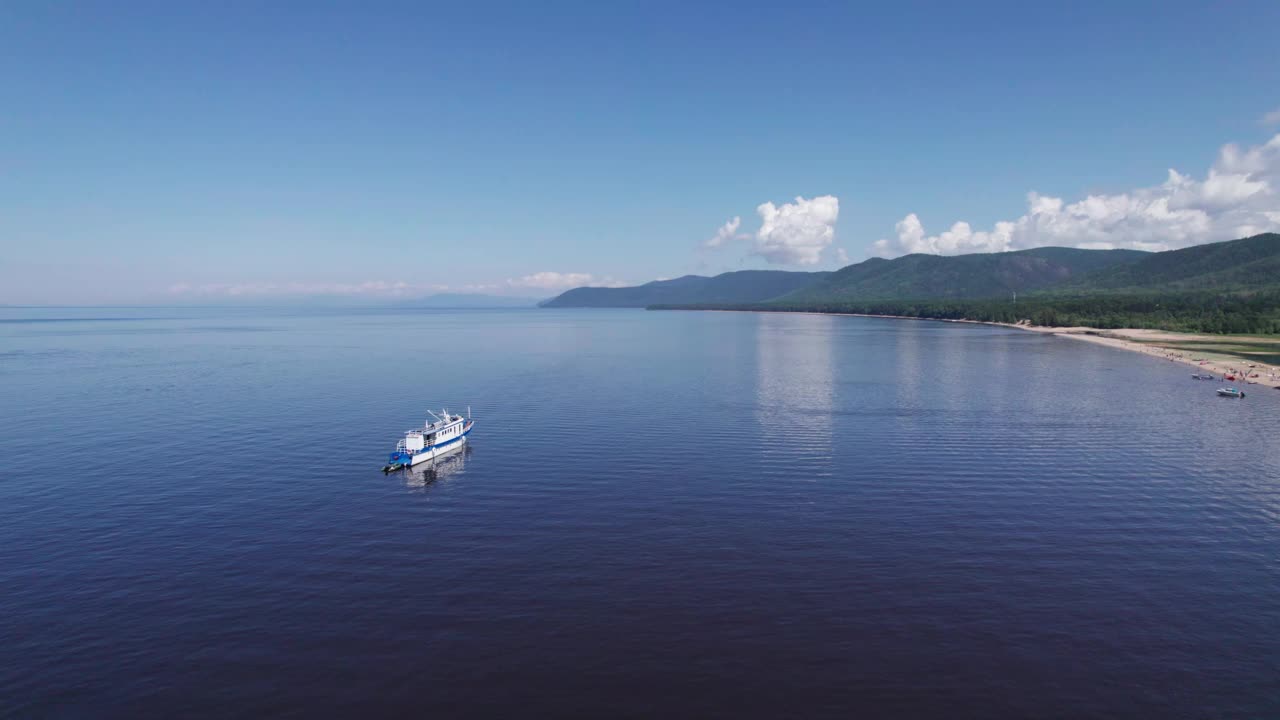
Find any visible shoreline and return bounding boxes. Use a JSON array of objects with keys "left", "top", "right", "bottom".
[
  {"left": 673, "top": 307, "right": 1280, "bottom": 390},
  {"left": 1010, "top": 325, "right": 1280, "bottom": 389}
]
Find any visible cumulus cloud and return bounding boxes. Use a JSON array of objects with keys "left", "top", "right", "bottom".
[
  {"left": 834, "top": 247, "right": 850, "bottom": 265},
  {"left": 753, "top": 195, "right": 840, "bottom": 265},
  {"left": 704, "top": 216, "right": 745, "bottom": 248},
  {"left": 506, "top": 271, "right": 627, "bottom": 290},
  {"left": 873, "top": 133, "right": 1280, "bottom": 257}
]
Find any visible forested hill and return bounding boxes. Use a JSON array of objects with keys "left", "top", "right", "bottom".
[
  {"left": 1057, "top": 233, "right": 1280, "bottom": 293},
  {"left": 546, "top": 234, "right": 1280, "bottom": 332},
  {"left": 539, "top": 270, "right": 828, "bottom": 308},
  {"left": 541, "top": 246, "right": 1146, "bottom": 308},
  {"left": 646, "top": 234, "right": 1280, "bottom": 334},
  {"left": 777, "top": 247, "right": 1148, "bottom": 303}
]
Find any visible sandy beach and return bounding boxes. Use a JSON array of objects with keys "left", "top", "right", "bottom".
[
  {"left": 1010, "top": 326, "right": 1280, "bottom": 390},
  {"left": 848, "top": 312, "right": 1280, "bottom": 389}
]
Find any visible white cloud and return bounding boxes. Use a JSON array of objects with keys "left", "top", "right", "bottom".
[
  {"left": 753, "top": 195, "right": 840, "bottom": 265},
  {"left": 1263, "top": 107, "right": 1280, "bottom": 126},
  {"left": 506, "top": 271, "right": 627, "bottom": 290},
  {"left": 834, "top": 247, "right": 850, "bottom": 265},
  {"left": 704, "top": 216, "right": 744, "bottom": 248},
  {"left": 874, "top": 133, "right": 1280, "bottom": 257}
]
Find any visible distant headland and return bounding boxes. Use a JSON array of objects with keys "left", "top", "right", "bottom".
[{"left": 543, "top": 233, "right": 1280, "bottom": 336}]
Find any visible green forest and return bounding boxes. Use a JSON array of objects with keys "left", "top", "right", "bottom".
[
  {"left": 641, "top": 234, "right": 1280, "bottom": 333},
  {"left": 653, "top": 289, "right": 1280, "bottom": 334}
]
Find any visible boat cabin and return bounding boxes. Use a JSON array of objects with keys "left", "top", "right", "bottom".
[{"left": 396, "top": 409, "right": 467, "bottom": 456}]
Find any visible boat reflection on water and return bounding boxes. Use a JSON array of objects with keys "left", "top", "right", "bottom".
[{"left": 399, "top": 443, "right": 472, "bottom": 490}]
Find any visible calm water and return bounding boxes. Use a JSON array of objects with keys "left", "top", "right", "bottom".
[{"left": 2, "top": 307, "right": 1278, "bottom": 718}]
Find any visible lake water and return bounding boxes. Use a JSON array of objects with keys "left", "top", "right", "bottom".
[{"left": 2, "top": 307, "right": 1278, "bottom": 718}]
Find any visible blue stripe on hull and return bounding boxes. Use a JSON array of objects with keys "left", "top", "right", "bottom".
[{"left": 389, "top": 422, "right": 474, "bottom": 463}]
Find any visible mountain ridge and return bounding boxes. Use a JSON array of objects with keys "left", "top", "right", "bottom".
[
  {"left": 539, "top": 270, "right": 828, "bottom": 308},
  {"left": 642, "top": 234, "right": 1280, "bottom": 334},
  {"left": 1052, "top": 233, "right": 1280, "bottom": 294},
  {"left": 543, "top": 235, "right": 1280, "bottom": 331},
  {"left": 778, "top": 246, "right": 1149, "bottom": 303}
]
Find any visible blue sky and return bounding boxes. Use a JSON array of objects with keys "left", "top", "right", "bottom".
[{"left": 3, "top": 0, "right": 1279, "bottom": 303}]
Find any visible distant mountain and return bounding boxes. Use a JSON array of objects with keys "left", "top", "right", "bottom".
[
  {"left": 777, "top": 247, "right": 1148, "bottom": 304},
  {"left": 548, "top": 235, "right": 1280, "bottom": 333},
  {"left": 646, "top": 234, "right": 1280, "bottom": 334},
  {"left": 772, "top": 235, "right": 1280, "bottom": 306},
  {"left": 1057, "top": 233, "right": 1280, "bottom": 294},
  {"left": 404, "top": 293, "right": 542, "bottom": 308},
  {"left": 540, "top": 270, "right": 829, "bottom": 308}
]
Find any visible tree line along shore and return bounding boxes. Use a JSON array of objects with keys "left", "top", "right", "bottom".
[
  {"left": 648, "top": 289, "right": 1280, "bottom": 335},
  {"left": 546, "top": 233, "right": 1280, "bottom": 336}
]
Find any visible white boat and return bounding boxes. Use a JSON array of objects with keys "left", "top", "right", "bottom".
[
  {"left": 1216, "top": 387, "right": 1245, "bottom": 398},
  {"left": 384, "top": 408, "right": 474, "bottom": 471},
  {"left": 1191, "top": 373, "right": 1214, "bottom": 380}
]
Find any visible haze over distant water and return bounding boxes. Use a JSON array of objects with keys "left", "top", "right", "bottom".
[
  {"left": 129, "top": 292, "right": 544, "bottom": 309},
  {"left": 2, "top": 307, "right": 1279, "bottom": 717},
  {"left": 396, "top": 293, "right": 542, "bottom": 308}
]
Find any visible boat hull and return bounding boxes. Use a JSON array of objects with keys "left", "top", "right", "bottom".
[
  {"left": 408, "top": 432, "right": 470, "bottom": 465},
  {"left": 387, "top": 421, "right": 474, "bottom": 469}
]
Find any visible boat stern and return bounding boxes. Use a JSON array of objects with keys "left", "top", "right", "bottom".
[{"left": 383, "top": 450, "right": 412, "bottom": 472}]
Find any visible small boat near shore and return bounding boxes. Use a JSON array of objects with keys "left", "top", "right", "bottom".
[
  {"left": 1216, "top": 387, "right": 1246, "bottom": 398},
  {"left": 1191, "top": 373, "right": 1214, "bottom": 380},
  {"left": 383, "top": 408, "right": 474, "bottom": 472}
]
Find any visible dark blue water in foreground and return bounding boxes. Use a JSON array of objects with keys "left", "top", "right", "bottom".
[{"left": 2, "top": 307, "right": 1279, "bottom": 718}]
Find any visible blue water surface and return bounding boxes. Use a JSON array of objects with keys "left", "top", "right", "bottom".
[{"left": 2, "top": 307, "right": 1278, "bottom": 718}]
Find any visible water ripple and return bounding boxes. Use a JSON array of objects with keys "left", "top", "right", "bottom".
[{"left": 1, "top": 308, "right": 1278, "bottom": 718}]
